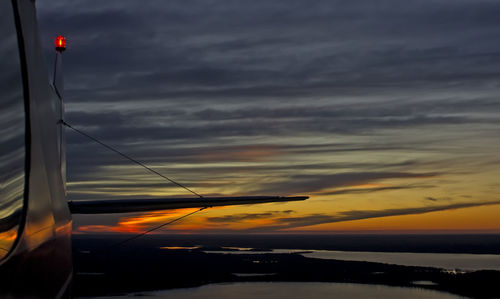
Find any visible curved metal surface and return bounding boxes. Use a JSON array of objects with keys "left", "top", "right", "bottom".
[
  {"left": 0, "top": 0, "right": 72, "bottom": 297},
  {"left": 0, "top": 0, "right": 26, "bottom": 261}
]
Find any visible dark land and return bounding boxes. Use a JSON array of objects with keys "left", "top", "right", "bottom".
[{"left": 73, "top": 234, "right": 500, "bottom": 298}]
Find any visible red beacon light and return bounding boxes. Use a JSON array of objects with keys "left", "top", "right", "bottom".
[{"left": 55, "top": 35, "right": 66, "bottom": 52}]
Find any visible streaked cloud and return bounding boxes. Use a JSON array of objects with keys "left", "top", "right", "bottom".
[
  {"left": 36, "top": 0, "right": 500, "bottom": 233},
  {"left": 234, "top": 200, "right": 500, "bottom": 231},
  {"left": 207, "top": 210, "right": 295, "bottom": 223},
  {"left": 316, "top": 185, "right": 435, "bottom": 196},
  {"left": 254, "top": 172, "right": 439, "bottom": 195}
]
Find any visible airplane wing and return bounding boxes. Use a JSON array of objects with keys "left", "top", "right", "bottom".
[{"left": 69, "top": 196, "right": 307, "bottom": 214}]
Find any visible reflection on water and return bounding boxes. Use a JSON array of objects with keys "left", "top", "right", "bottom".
[
  {"left": 160, "top": 246, "right": 200, "bottom": 250},
  {"left": 88, "top": 282, "right": 464, "bottom": 299}
]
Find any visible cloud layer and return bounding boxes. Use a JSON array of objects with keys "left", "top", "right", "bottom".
[{"left": 36, "top": 0, "right": 500, "bottom": 232}]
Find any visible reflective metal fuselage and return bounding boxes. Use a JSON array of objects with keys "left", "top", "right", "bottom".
[{"left": 0, "top": 0, "right": 72, "bottom": 297}]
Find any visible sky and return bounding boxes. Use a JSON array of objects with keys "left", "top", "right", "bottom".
[{"left": 36, "top": 0, "right": 500, "bottom": 234}]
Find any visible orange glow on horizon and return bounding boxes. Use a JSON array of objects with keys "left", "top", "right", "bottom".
[
  {"left": 287, "top": 203, "right": 500, "bottom": 232},
  {"left": 74, "top": 202, "right": 500, "bottom": 234}
]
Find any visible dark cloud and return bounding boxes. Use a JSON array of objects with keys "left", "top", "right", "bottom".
[
  {"left": 34, "top": 0, "right": 500, "bottom": 215},
  {"left": 38, "top": 0, "right": 500, "bottom": 101},
  {"left": 244, "top": 200, "right": 500, "bottom": 231},
  {"left": 39, "top": 0, "right": 500, "bottom": 151},
  {"left": 207, "top": 210, "right": 294, "bottom": 223},
  {"left": 254, "top": 171, "right": 439, "bottom": 195},
  {"left": 64, "top": 114, "right": 470, "bottom": 147},
  {"left": 65, "top": 156, "right": 424, "bottom": 199},
  {"left": 317, "top": 185, "right": 435, "bottom": 196}
]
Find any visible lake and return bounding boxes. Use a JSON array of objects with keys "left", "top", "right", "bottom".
[
  {"left": 299, "top": 250, "right": 500, "bottom": 271},
  {"left": 204, "top": 248, "right": 500, "bottom": 271},
  {"left": 89, "top": 282, "right": 465, "bottom": 299}
]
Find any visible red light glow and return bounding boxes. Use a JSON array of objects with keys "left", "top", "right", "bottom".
[{"left": 55, "top": 35, "right": 66, "bottom": 51}]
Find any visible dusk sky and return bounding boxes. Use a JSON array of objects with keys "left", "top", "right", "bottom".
[{"left": 37, "top": 0, "right": 500, "bottom": 234}]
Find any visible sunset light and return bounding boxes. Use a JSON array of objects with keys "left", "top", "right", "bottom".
[{"left": 3, "top": 0, "right": 500, "bottom": 297}]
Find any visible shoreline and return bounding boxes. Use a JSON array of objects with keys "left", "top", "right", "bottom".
[{"left": 73, "top": 246, "right": 500, "bottom": 298}]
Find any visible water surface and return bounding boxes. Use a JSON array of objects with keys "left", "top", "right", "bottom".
[
  {"left": 205, "top": 248, "right": 500, "bottom": 271},
  {"left": 298, "top": 250, "right": 500, "bottom": 271},
  {"left": 90, "top": 282, "right": 464, "bottom": 299}
]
